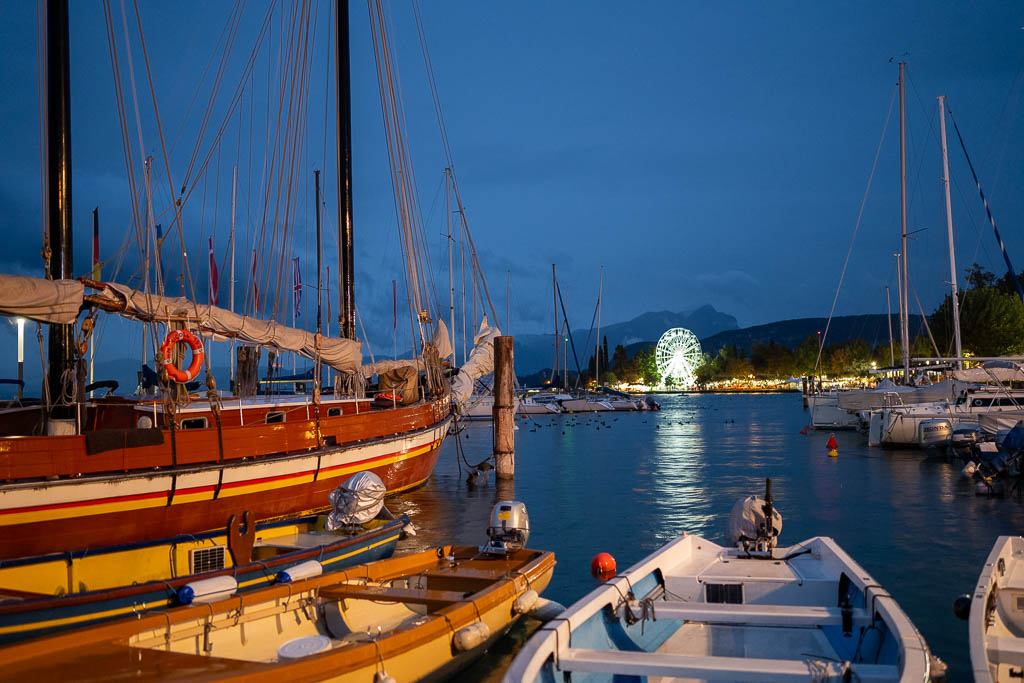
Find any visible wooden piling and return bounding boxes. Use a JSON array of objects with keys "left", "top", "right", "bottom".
[{"left": 493, "top": 336, "right": 515, "bottom": 479}]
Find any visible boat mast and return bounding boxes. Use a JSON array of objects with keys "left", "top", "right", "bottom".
[
  {"left": 335, "top": 0, "right": 355, "bottom": 340},
  {"left": 898, "top": 62, "right": 910, "bottom": 383},
  {"left": 315, "top": 169, "right": 323, "bottom": 401},
  {"left": 595, "top": 266, "right": 603, "bottom": 387},
  {"left": 938, "top": 95, "right": 963, "bottom": 369},
  {"left": 446, "top": 169, "right": 455, "bottom": 361},
  {"left": 45, "top": 0, "right": 75, "bottom": 415},
  {"left": 552, "top": 264, "right": 559, "bottom": 388},
  {"left": 885, "top": 285, "right": 895, "bottom": 367},
  {"left": 229, "top": 165, "right": 237, "bottom": 385}
]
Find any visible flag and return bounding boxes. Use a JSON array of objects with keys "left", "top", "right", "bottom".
[
  {"left": 91, "top": 208, "right": 100, "bottom": 280},
  {"left": 292, "top": 257, "right": 302, "bottom": 319},
  {"left": 208, "top": 237, "right": 219, "bottom": 306},
  {"left": 155, "top": 223, "right": 164, "bottom": 280},
  {"left": 251, "top": 249, "right": 260, "bottom": 312}
]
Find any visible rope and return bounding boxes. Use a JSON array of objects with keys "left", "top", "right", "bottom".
[{"left": 815, "top": 85, "right": 897, "bottom": 373}]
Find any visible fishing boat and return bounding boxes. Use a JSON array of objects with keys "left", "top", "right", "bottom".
[
  {"left": 0, "top": 511, "right": 409, "bottom": 644},
  {"left": 0, "top": 0, "right": 475, "bottom": 561},
  {"left": 967, "top": 536, "right": 1024, "bottom": 681},
  {"left": 0, "top": 502, "right": 556, "bottom": 682},
  {"left": 507, "top": 481, "right": 938, "bottom": 682}
]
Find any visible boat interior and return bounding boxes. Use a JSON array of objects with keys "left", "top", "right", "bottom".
[
  {"left": 978, "top": 537, "right": 1024, "bottom": 680},
  {"left": 547, "top": 537, "right": 917, "bottom": 682}
]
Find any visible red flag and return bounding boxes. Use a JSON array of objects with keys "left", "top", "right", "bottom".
[
  {"left": 251, "top": 249, "right": 260, "bottom": 312},
  {"left": 208, "top": 237, "right": 219, "bottom": 306},
  {"left": 91, "top": 208, "right": 100, "bottom": 280},
  {"left": 292, "top": 257, "right": 302, "bottom": 319}
]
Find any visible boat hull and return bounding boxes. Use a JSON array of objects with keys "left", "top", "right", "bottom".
[
  {"left": 507, "top": 534, "right": 933, "bottom": 682},
  {"left": 0, "top": 412, "right": 450, "bottom": 559},
  {"left": 969, "top": 535, "right": 1024, "bottom": 682},
  {"left": 0, "top": 545, "right": 556, "bottom": 682},
  {"left": 0, "top": 515, "right": 407, "bottom": 644}
]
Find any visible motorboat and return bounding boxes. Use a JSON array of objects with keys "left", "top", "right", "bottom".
[
  {"left": 507, "top": 481, "right": 939, "bottom": 682},
  {"left": 968, "top": 535, "right": 1024, "bottom": 682}
]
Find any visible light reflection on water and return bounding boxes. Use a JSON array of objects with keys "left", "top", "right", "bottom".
[{"left": 386, "top": 393, "right": 1024, "bottom": 680}]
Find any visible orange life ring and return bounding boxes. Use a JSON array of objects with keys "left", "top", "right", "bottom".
[{"left": 160, "top": 329, "right": 204, "bottom": 384}]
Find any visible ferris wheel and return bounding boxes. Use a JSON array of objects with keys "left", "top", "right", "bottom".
[{"left": 655, "top": 328, "right": 703, "bottom": 387}]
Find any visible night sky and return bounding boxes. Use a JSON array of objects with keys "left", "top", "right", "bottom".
[{"left": 0, "top": 1, "right": 1022, "bottom": 386}]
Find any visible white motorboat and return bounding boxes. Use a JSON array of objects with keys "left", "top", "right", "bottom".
[
  {"left": 517, "top": 395, "right": 561, "bottom": 415},
  {"left": 968, "top": 535, "right": 1024, "bottom": 682},
  {"left": 507, "top": 482, "right": 938, "bottom": 682},
  {"left": 461, "top": 393, "right": 520, "bottom": 420},
  {"left": 559, "top": 397, "right": 614, "bottom": 412}
]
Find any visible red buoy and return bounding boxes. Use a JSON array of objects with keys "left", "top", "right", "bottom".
[
  {"left": 799, "top": 426, "right": 809, "bottom": 435},
  {"left": 826, "top": 433, "right": 838, "bottom": 450},
  {"left": 590, "top": 552, "right": 616, "bottom": 579}
]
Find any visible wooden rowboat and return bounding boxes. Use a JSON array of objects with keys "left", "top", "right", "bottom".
[
  {"left": 0, "top": 544, "right": 555, "bottom": 681},
  {"left": 969, "top": 535, "right": 1024, "bottom": 682},
  {"left": 0, "top": 513, "right": 409, "bottom": 644},
  {"left": 507, "top": 534, "right": 936, "bottom": 682}
]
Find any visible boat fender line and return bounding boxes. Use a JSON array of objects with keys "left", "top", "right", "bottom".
[
  {"left": 453, "top": 621, "right": 490, "bottom": 652},
  {"left": 526, "top": 597, "right": 566, "bottom": 622},
  {"left": 160, "top": 329, "right": 205, "bottom": 383},
  {"left": 373, "top": 673, "right": 396, "bottom": 683},
  {"left": 513, "top": 589, "right": 539, "bottom": 614},
  {"left": 177, "top": 575, "right": 238, "bottom": 605},
  {"left": 277, "top": 560, "right": 324, "bottom": 583}
]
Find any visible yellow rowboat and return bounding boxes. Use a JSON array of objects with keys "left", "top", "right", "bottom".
[{"left": 0, "top": 544, "right": 556, "bottom": 682}]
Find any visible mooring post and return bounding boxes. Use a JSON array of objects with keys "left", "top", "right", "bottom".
[{"left": 493, "top": 336, "right": 515, "bottom": 479}]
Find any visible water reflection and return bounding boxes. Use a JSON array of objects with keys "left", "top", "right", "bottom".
[{"left": 387, "top": 394, "right": 1024, "bottom": 680}]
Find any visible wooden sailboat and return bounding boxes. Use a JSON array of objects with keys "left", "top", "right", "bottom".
[{"left": 0, "top": 0, "right": 456, "bottom": 561}]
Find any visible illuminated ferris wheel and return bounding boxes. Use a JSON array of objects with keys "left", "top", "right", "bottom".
[{"left": 655, "top": 328, "right": 703, "bottom": 387}]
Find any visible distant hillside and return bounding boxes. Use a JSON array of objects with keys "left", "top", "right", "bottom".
[
  {"left": 513, "top": 305, "right": 738, "bottom": 375},
  {"left": 699, "top": 314, "right": 925, "bottom": 355}
]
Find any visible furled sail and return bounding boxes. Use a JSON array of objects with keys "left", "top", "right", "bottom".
[
  {"left": 0, "top": 274, "right": 84, "bottom": 324},
  {"left": 361, "top": 319, "right": 453, "bottom": 378},
  {"left": 94, "top": 283, "right": 362, "bottom": 374},
  {"left": 450, "top": 316, "right": 501, "bottom": 408}
]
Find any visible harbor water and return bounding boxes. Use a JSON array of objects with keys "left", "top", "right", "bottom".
[{"left": 387, "top": 392, "right": 1024, "bottom": 681}]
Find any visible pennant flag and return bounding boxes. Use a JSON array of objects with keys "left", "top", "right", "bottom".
[
  {"left": 208, "top": 237, "right": 219, "bottom": 306},
  {"left": 91, "top": 208, "right": 100, "bottom": 280},
  {"left": 251, "top": 249, "right": 260, "bottom": 312},
  {"left": 292, "top": 257, "right": 302, "bottom": 319}
]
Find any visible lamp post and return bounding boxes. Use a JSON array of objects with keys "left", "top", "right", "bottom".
[{"left": 16, "top": 317, "right": 24, "bottom": 400}]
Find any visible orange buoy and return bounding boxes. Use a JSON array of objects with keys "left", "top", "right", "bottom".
[{"left": 590, "top": 552, "right": 616, "bottom": 580}]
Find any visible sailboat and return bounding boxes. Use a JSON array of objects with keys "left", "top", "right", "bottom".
[{"left": 0, "top": 1, "right": 465, "bottom": 562}]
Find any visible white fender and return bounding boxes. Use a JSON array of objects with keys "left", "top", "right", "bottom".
[
  {"left": 453, "top": 621, "right": 491, "bottom": 651},
  {"left": 512, "top": 589, "right": 539, "bottom": 614},
  {"left": 526, "top": 597, "right": 566, "bottom": 622}
]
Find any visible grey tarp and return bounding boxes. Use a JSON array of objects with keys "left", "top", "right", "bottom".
[
  {"left": 95, "top": 283, "right": 362, "bottom": 374},
  {"left": 0, "top": 274, "right": 84, "bottom": 324}
]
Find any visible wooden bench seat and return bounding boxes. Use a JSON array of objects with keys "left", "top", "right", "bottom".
[
  {"left": 627, "top": 600, "right": 873, "bottom": 627},
  {"left": 557, "top": 648, "right": 899, "bottom": 682},
  {"left": 318, "top": 584, "right": 468, "bottom": 611}
]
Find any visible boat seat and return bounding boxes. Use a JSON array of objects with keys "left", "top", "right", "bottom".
[
  {"left": 319, "top": 584, "right": 468, "bottom": 611},
  {"left": 628, "top": 600, "right": 873, "bottom": 627},
  {"left": 987, "top": 635, "right": 1024, "bottom": 668},
  {"left": 556, "top": 648, "right": 900, "bottom": 682}
]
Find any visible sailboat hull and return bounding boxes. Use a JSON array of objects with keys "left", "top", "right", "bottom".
[{"left": 0, "top": 400, "right": 451, "bottom": 560}]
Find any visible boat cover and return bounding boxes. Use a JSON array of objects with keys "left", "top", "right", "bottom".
[
  {"left": 325, "top": 471, "right": 386, "bottom": 528},
  {"left": 952, "top": 360, "right": 1024, "bottom": 383},
  {"left": 451, "top": 317, "right": 501, "bottom": 409},
  {"left": 0, "top": 274, "right": 84, "bottom": 324},
  {"left": 980, "top": 412, "right": 1024, "bottom": 436},
  {"left": 95, "top": 283, "right": 362, "bottom": 374},
  {"left": 728, "top": 495, "right": 782, "bottom": 548},
  {"left": 837, "top": 378, "right": 963, "bottom": 411}
]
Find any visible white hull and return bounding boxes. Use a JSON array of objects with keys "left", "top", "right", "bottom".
[
  {"left": 970, "top": 535, "right": 1024, "bottom": 682},
  {"left": 461, "top": 394, "right": 520, "bottom": 420},
  {"left": 507, "top": 533, "right": 934, "bottom": 683},
  {"left": 516, "top": 399, "right": 561, "bottom": 415},
  {"left": 808, "top": 394, "right": 861, "bottom": 429},
  {"left": 560, "top": 398, "right": 613, "bottom": 412}
]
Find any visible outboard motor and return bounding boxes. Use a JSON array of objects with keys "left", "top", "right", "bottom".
[
  {"left": 729, "top": 478, "right": 783, "bottom": 552},
  {"left": 482, "top": 500, "right": 530, "bottom": 554}
]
